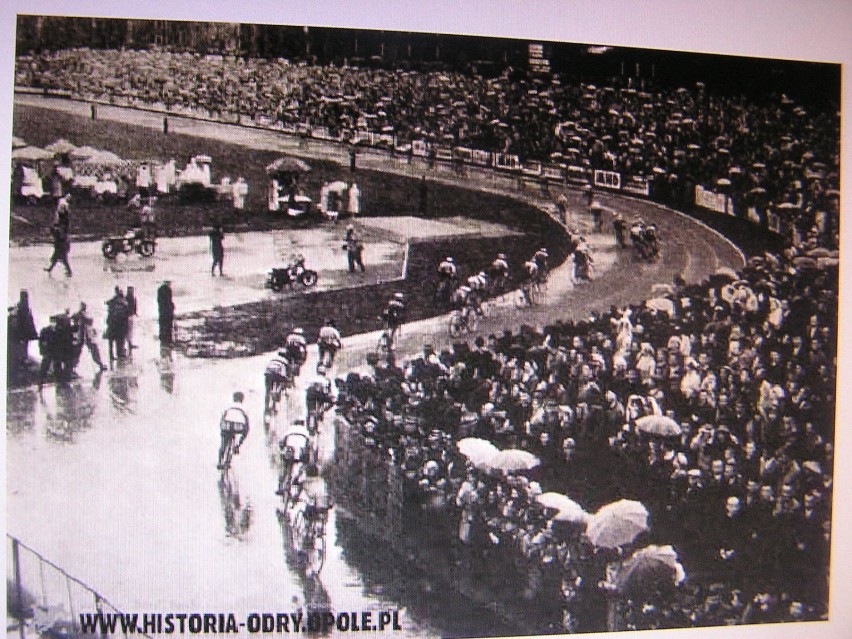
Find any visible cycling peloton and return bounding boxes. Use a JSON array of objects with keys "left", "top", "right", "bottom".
[{"left": 317, "top": 319, "right": 342, "bottom": 369}]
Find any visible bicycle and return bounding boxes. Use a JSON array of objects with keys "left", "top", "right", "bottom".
[
  {"left": 291, "top": 495, "right": 331, "bottom": 577},
  {"left": 448, "top": 306, "right": 479, "bottom": 337},
  {"left": 515, "top": 280, "right": 538, "bottom": 308}
]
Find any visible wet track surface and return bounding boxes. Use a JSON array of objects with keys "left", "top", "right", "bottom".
[{"left": 7, "top": 97, "right": 744, "bottom": 637}]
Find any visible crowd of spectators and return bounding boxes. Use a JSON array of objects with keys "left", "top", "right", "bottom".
[
  {"left": 334, "top": 245, "right": 834, "bottom": 629},
  {"left": 16, "top": 48, "right": 840, "bottom": 248}
]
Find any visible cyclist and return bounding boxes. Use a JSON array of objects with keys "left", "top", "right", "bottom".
[
  {"left": 218, "top": 392, "right": 250, "bottom": 470},
  {"left": 437, "top": 256, "right": 458, "bottom": 282},
  {"left": 305, "top": 366, "right": 336, "bottom": 434},
  {"left": 264, "top": 352, "right": 290, "bottom": 412},
  {"left": 381, "top": 293, "right": 406, "bottom": 342},
  {"left": 533, "top": 247, "right": 550, "bottom": 275},
  {"left": 284, "top": 327, "right": 308, "bottom": 377},
  {"left": 519, "top": 259, "right": 540, "bottom": 306},
  {"left": 276, "top": 419, "right": 312, "bottom": 499},
  {"left": 317, "top": 319, "right": 342, "bottom": 369},
  {"left": 489, "top": 253, "right": 510, "bottom": 296}
]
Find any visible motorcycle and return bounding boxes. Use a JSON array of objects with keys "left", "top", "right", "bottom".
[
  {"left": 266, "top": 256, "right": 318, "bottom": 292},
  {"left": 101, "top": 228, "right": 156, "bottom": 260}
]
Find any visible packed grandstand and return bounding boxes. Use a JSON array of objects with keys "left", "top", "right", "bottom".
[{"left": 10, "top": 20, "right": 840, "bottom": 633}]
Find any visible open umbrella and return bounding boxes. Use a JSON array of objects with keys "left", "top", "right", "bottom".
[
  {"left": 586, "top": 499, "right": 649, "bottom": 549},
  {"left": 45, "top": 138, "right": 78, "bottom": 155},
  {"left": 713, "top": 266, "right": 738, "bottom": 280},
  {"left": 11, "top": 146, "right": 54, "bottom": 161},
  {"left": 11, "top": 136, "right": 27, "bottom": 149},
  {"left": 807, "top": 247, "right": 832, "bottom": 258},
  {"left": 69, "top": 145, "right": 101, "bottom": 160},
  {"left": 615, "top": 545, "right": 685, "bottom": 597},
  {"left": 817, "top": 257, "right": 839, "bottom": 269},
  {"left": 635, "top": 415, "right": 682, "bottom": 437},
  {"left": 266, "top": 156, "right": 312, "bottom": 176},
  {"left": 326, "top": 180, "right": 349, "bottom": 192},
  {"left": 645, "top": 297, "right": 675, "bottom": 316},
  {"left": 536, "top": 492, "right": 589, "bottom": 525},
  {"left": 792, "top": 256, "right": 818, "bottom": 269},
  {"left": 485, "top": 449, "right": 540, "bottom": 473},
  {"left": 457, "top": 438, "right": 500, "bottom": 467},
  {"left": 651, "top": 283, "right": 675, "bottom": 296}
]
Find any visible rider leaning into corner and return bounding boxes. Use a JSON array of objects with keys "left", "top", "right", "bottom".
[
  {"left": 382, "top": 293, "right": 406, "bottom": 336},
  {"left": 305, "top": 366, "right": 337, "bottom": 431},
  {"left": 276, "top": 419, "right": 311, "bottom": 498},
  {"left": 284, "top": 327, "right": 308, "bottom": 376},
  {"left": 317, "top": 319, "right": 342, "bottom": 368},
  {"left": 218, "top": 391, "right": 250, "bottom": 470}
]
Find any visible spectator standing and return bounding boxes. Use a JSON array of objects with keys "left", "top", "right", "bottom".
[
  {"left": 54, "top": 193, "right": 71, "bottom": 231},
  {"left": 72, "top": 302, "right": 107, "bottom": 371},
  {"left": 105, "top": 287, "right": 129, "bottom": 362},
  {"left": 125, "top": 286, "right": 138, "bottom": 351},
  {"left": 209, "top": 224, "right": 225, "bottom": 276},
  {"left": 44, "top": 224, "right": 72, "bottom": 277},
  {"left": 158, "top": 281, "right": 175, "bottom": 345},
  {"left": 14, "top": 290, "right": 38, "bottom": 363},
  {"left": 344, "top": 225, "right": 365, "bottom": 273}
]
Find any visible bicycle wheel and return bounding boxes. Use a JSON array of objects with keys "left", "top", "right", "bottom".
[
  {"left": 306, "top": 534, "right": 325, "bottom": 576},
  {"left": 291, "top": 509, "right": 307, "bottom": 554}
]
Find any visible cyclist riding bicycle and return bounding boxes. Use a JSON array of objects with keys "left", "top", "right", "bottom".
[
  {"left": 519, "top": 259, "right": 540, "bottom": 306},
  {"left": 305, "top": 366, "right": 336, "bottom": 434},
  {"left": 533, "top": 247, "right": 550, "bottom": 274},
  {"left": 284, "top": 327, "right": 308, "bottom": 377},
  {"left": 381, "top": 293, "right": 406, "bottom": 340},
  {"left": 317, "top": 319, "right": 342, "bottom": 369},
  {"left": 264, "top": 353, "right": 291, "bottom": 411},
  {"left": 489, "top": 253, "right": 510, "bottom": 295},
  {"left": 276, "top": 419, "right": 312, "bottom": 499},
  {"left": 437, "top": 256, "right": 458, "bottom": 282},
  {"left": 218, "top": 392, "right": 250, "bottom": 470}
]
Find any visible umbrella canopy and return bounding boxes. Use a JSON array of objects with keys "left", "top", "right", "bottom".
[
  {"left": 83, "top": 150, "right": 123, "bottom": 165},
  {"left": 326, "top": 180, "right": 349, "bottom": 192},
  {"left": 536, "top": 492, "right": 589, "bottom": 525},
  {"left": 587, "top": 499, "right": 649, "bottom": 549},
  {"left": 45, "top": 138, "right": 78, "bottom": 155},
  {"left": 792, "top": 256, "right": 818, "bottom": 269},
  {"left": 645, "top": 297, "right": 675, "bottom": 316},
  {"left": 486, "top": 449, "right": 540, "bottom": 473},
  {"left": 635, "top": 415, "right": 682, "bottom": 437},
  {"left": 651, "top": 283, "right": 675, "bottom": 296},
  {"left": 11, "top": 136, "right": 27, "bottom": 149},
  {"left": 11, "top": 145, "right": 54, "bottom": 161},
  {"left": 457, "top": 438, "right": 500, "bottom": 467},
  {"left": 806, "top": 247, "right": 832, "bottom": 258},
  {"left": 68, "top": 145, "right": 101, "bottom": 160},
  {"left": 615, "top": 545, "right": 686, "bottom": 597},
  {"left": 713, "top": 266, "right": 738, "bottom": 280},
  {"left": 266, "top": 156, "right": 312, "bottom": 176}
]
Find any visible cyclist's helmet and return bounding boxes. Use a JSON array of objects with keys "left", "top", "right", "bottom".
[
  {"left": 446, "top": 256, "right": 454, "bottom": 262},
  {"left": 497, "top": 253, "right": 507, "bottom": 260},
  {"left": 294, "top": 327, "right": 305, "bottom": 335},
  {"left": 394, "top": 292, "right": 405, "bottom": 300},
  {"left": 233, "top": 391, "right": 244, "bottom": 403},
  {"left": 316, "top": 365, "right": 327, "bottom": 376},
  {"left": 293, "top": 419, "right": 306, "bottom": 426}
]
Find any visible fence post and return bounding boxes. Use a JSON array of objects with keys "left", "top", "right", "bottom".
[{"left": 11, "top": 538, "right": 26, "bottom": 639}]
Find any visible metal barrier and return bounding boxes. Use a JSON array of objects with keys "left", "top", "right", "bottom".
[{"left": 7, "top": 533, "right": 149, "bottom": 639}]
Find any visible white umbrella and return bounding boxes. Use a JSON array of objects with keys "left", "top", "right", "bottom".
[
  {"left": 635, "top": 415, "right": 682, "bottom": 437},
  {"left": 536, "top": 492, "right": 589, "bottom": 525},
  {"left": 486, "top": 449, "right": 540, "bottom": 473},
  {"left": 615, "top": 545, "right": 686, "bottom": 596},
  {"left": 645, "top": 297, "right": 675, "bottom": 316},
  {"left": 586, "top": 499, "right": 649, "bottom": 549},
  {"left": 457, "top": 438, "right": 500, "bottom": 467},
  {"left": 11, "top": 146, "right": 54, "bottom": 161},
  {"left": 651, "top": 283, "right": 675, "bottom": 296}
]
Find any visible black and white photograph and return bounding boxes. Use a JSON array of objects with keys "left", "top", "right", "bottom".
[{"left": 3, "top": 2, "right": 850, "bottom": 638}]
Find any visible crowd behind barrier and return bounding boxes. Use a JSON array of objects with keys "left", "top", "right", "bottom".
[
  {"left": 14, "top": 48, "right": 840, "bottom": 249},
  {"left": 333, "top": 245, "right": 835, "bottom": 630}
]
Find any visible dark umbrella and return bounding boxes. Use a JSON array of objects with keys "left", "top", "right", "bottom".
[{"left": 615, "top": 545, "right": 685, "bottom": 597}]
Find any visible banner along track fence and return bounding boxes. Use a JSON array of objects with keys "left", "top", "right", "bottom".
[{"left": 7, "top": 533, "right": 150, "bottom": 639}]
